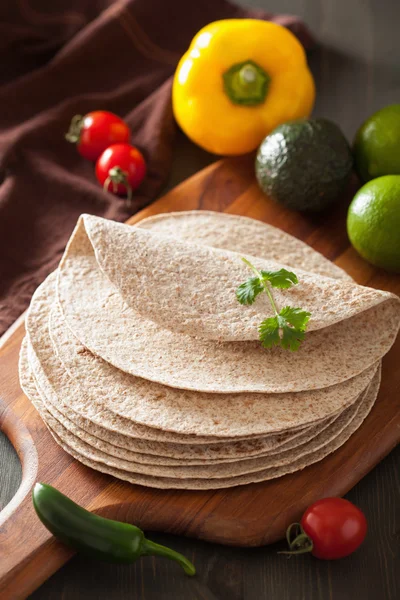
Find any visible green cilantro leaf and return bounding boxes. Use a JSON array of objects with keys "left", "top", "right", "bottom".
[
  {"left": 259, "top": 310, "right": 310, "bottom": 352},
  {"left": 258, "top": 317, "right": 281, "bottom": 348},
  {"left": 279, "top": 306, "right": 311, "bottom": 331},
  {"left": 278, "top": 317, "right": 305, "bottom": 351},
  {"left": 260, "top": 268, "right": 298, "bottom": 289},
  {"left": 236, "top": 277, "right": 264, "bottom": 305},
  {"left": 236, "top": 258, "right": 311, "bottom": 352}
]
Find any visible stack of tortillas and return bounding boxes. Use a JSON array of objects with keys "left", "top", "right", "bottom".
[{"left": 19, "top": 211, "right": 400, "bottom": 489}]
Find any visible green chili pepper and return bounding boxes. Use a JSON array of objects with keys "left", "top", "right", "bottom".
[{"left": 32, "top": 483, "right": 196, "bottom": 576}]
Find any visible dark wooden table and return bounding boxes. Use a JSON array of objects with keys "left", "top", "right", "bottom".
[{"left": 1, "top": 0, "right": 399, "bottom": 598}]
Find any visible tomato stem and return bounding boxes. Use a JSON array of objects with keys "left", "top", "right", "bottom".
[
  {"left": 65, "top": 114, "right": 84, "bottom": 144},
  {"left": 278, "top": 522, "right": 314, "bottom": 556},
  {"left": 103, "top": 166, "right": 133, "bottom": 209}
]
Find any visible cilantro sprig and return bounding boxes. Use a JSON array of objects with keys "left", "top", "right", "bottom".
[{"left": 236, "top": 258, "right": 311, "bottom": 351}]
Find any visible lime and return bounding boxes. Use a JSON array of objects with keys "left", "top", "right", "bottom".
[
  {"left": 347, "top": 175, "right": 400, "bottom": 272},
  {"left": 353, "top": 104, "right": 400, "bottom": 182}
]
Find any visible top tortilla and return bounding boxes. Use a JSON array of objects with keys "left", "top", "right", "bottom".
[
  {"left": 56, "top": 211, "right": 400, "bottom": 394},
  {"left": 71, "top": 214, "right": 397, "bottom": 341}
]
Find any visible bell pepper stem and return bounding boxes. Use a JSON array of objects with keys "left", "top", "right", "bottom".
[
  {"left": 141, "top": 538, "right": 196, "bottom": 576},
  {"left": 239, "top": 64, "right": 257, "bottom": 85},
  {"left": 223, "top": 60, "right": 270, "bottom": 106}
]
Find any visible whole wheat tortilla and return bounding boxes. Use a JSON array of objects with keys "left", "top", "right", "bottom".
[
  {"left": 26, "top": 292, "right": 343, "bottom": 462},
  {"left": 29, "top": 335, "right": 327, "bottom": 462},
  {"left": 31, "top": 334, "right": 324, "bottom": 459},
  {"left": 51, "top": 300, "right": 379, "bottom": 436},
  {"left": 26, "top": 338, "right": 343, "bottom": 464},
  {"left": 28, "top": 341, "right": 342, "bottom": 465},
  {"left": 28, "top": 350, "right": 367, "bottom": 478},
  {"left": 26, "top": 273, "right": 377, "bottom": 439},
  {"left": 20, "top": 337, "right": 370, "bottom": 473},
  {"left": 55, "top": 213, "right": 399, "bottom": 393},
  {"left": 77, "top": 214, "right": 397, "bottom": 340},
  {"left": 19, "top": 210, "right": 394, "bottom": 489},
  {"left": 20, "top": 343, "right": 381, "bottom": 489}
]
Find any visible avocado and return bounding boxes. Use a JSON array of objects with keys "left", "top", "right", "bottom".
[{"left": 255, "top": 118, "right": 353, "bottom": 212}]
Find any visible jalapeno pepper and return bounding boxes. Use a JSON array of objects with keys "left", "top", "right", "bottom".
[{"left": 32, "top": 483, "right": 196, "bottom": 576}]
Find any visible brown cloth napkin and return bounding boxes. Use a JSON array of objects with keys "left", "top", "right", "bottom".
[{"left": 0, "top": 0, "right": 313, "bottom": 335}]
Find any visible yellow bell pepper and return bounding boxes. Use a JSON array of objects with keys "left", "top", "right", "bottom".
[{"left": 172, "top": 19, "right": 315, "bottom": 155}]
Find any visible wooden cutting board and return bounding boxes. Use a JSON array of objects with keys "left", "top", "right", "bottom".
[{"left": 1, "top": 157, "right": 399, "bottom": 600}]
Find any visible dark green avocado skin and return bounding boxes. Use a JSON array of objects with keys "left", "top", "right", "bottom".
[{"left": 255, "top": 119, "right": 354, "bottom": 212}]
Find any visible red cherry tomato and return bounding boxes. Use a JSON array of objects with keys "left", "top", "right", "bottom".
[
  {"left": 301, "top": 498, "right": 367, "bottom": 559},
  {"left": 285, "top": 498, "right": 367, "bottom": 560},
  {"left": 96, "top": 143, "right": 146, "bottom": 204},
  {"left": 66, "top": 111, "right": 130, "bottom": 161}
]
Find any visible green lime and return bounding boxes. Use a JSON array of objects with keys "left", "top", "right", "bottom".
[
  {"left": 347, "top": 175, "right": 400, "bottom": 272},
  {"left": 353, "top": 104, "right": 400, "bottom": 182}
]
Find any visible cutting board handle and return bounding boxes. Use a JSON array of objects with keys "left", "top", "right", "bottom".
[{"left": 0, "top": 400, "right": 72, "bottom": 600}]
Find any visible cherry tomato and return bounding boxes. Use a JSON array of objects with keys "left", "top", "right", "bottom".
[
  {"left": 96, "top": 143, "right": 146, "bottom": 205},
  {"left": 285, "top": 498, "right": 367, "bottom": 560},
  {"left": 66, "top": 111, "right": 130, "bottom": 161}
]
